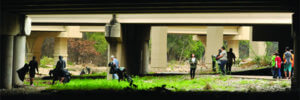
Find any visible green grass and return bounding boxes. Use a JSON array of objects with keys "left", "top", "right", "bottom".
[
  {"left": 25, "top": 75, "right": 290, "bottom": 92},
  {"left": 76, "top": 72, "right": 107, "bottom": 77},
  {"left": 47, "top": 75, "right": 236, "bottom": 91}
]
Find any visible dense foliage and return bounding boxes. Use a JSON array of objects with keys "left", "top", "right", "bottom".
[
  {"left": 68, "top": 32, "right": 108, "bottom": 65},
  {"left": 167, "top": 34, "right": 205, "bottom": 62}
]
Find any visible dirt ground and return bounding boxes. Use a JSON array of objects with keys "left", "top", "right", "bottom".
[{"left": 38, "top": 64, "right": 107, "bottom": 78}]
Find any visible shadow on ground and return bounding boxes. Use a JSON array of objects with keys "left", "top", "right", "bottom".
[{"left": 1, "top": 89, "right": 298, "bottom": 100}]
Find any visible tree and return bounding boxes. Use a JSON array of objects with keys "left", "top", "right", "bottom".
[
  {"left": 167, "top": 34, "right": 205, "bottom": 63},
  {"left": 68, "top": 38, "right": 100, "bottom": 64}
]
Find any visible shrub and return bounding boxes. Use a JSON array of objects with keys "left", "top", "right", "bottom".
[
  {"left": 67, "top": 61, "right": 74, "bottom": 65},
  {"left": 40, "top": 56, "right": 55, "bottom": 68},
  {"left": 251, "top": 55, "right": 271, "bottom": 67},
  {"left": 203, "top": 83, "right": 212, "bottom": 90}
]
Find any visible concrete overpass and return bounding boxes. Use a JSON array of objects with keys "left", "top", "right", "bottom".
[
  {"left": 1, "top": 13, "right": 294, "bottom": 89},
  {"left": 1, "top": 0, "right": 299, "bottom": 93},
  {"left": 30, "top": 24, "right": 264, "bottom": 73}
]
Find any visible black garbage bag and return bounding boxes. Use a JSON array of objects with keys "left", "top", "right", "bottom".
[
  {"left": 49, "top": 68, "right": 71, "bottom": 84},
  {"left": 17, "top": 63, "right": 29, "bottom": 81},
  {"left": 62, "top": 69, "right": 71, "bottom": 83}
]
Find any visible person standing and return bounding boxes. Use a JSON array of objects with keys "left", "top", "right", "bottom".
[
  {"left": 290, "top": 49, "right": 294, "bottom": 77},
  {"left": 211, "top": 55, "right": 217, "bottom": 72},
  {"left": 28, "top": 56, "right": 39, "bottom": 86},
  {"left": 274, "top": 53, "right": 282, "bottom": 79},
  {"left": 271, "top": 53, "right": 276, "bottom": 79},
  {"left": 283, "top": 47, "right": 293, "bottom": 79},
  {"left": 55, "top": 56, "right": 67, "bottom": 83},
  {"left": 189, "top": 53, "right": 197, "bottom": 79},
  {"left": 110, "top": 55, "right": 119, "bottom": 80},
  {"left": 226, "top": 48, "right": 236, "bottom": 75},
  {"left": 217, "top": 46, "right": 227, "bottom": 75}
]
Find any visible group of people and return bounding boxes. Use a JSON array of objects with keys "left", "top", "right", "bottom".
[
  {"left": 271, "top": 46, "right": 294, "bottom": 79},
  {"left": 18, "top": 55, "right": 68, "bottom": 86},
  {"left": 189, "top": 46, "right": 236, "bottom": 79}
]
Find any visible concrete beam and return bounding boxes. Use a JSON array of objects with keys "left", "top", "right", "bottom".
[
  {"left": 31, "top": 25, "right": 105, "bottom": 33},
  {"left": 28, "top": 13, "right": 292, "bottom": 25},
  {"left": 167, "top": 26, "right": 238, "bottom": 35},
  {"left": 31, "top": 26, "right": 65, "bottom": 31},
  {"left": 80, "top": 26, "right": 105, "bottom": 32},
  {"left": 28, "top": 14, "right": 112, "bottom": 24}
]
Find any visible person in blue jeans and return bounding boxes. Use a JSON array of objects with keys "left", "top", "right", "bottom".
[
  {"left": 217, "top": 46, "right": 227, "bottom": 75},
  {"left": 110, "top": 55, "right": 119, "bottom": 80}
]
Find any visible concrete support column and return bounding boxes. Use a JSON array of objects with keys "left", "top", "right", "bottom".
[
  {"left": 12, "top": 35, "right": 26, "bottom": 86},
  {"left": 0, "top": 12, "right": 24, "bottom": 89},
  {"left": 141, "top": 40, "right": 150, "bottom": 74},
  {"left": 150, "top": 27, "right": 168, "bottom": 68},
  {"left": 121, "top": 24, "right": 151, "bottom": 75},
  {"left": 227, "top": 40, "right": 239, "bottom": 59},
  {"left": 0, "top": 35, "right": 14, "bottom": 89},
  {"left": 292, "top": 11, "right": 300, "bottom": 93},
  {"left": 205, "top": 26, "right": 224, "bottom": 64},
  {"left": 26, "top": 36, "right": 46, "bottom": 63},
  {"left": 54, "top": 38, "right": 68, "bottom": 63},
  {"left": 249, "top": 41, "right": 266, "bottom": 58}
]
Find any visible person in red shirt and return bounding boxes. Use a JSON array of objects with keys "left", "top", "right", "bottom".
[{"left": 274, "top": 53, "right": 282, "bottom": 79}]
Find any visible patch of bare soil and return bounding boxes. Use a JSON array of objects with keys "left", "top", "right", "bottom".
[{"left": 37, "top": 64, "right": 107, "bottom": 78}]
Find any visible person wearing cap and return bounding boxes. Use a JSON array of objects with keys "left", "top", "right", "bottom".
[{"left": 110, "top": 55, "right": 119, "bottom": 79}]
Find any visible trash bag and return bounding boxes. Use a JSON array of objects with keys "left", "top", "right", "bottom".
[
  {"left": 49, "top": 68, "right": 71, "bottom": 84},
  {"left": 17, "top": 63, "right": 29, "bottom": 81},
  {"left": 62, "top": 69, "right": 71, "bottom": 83}
]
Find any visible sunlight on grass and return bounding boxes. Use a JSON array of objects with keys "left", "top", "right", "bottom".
[
  {"left": 47, "top": 75, "right": 236, "bottom": 91},
  {"left": 25, "top": 74, "right": 290, "bottom": 92}
]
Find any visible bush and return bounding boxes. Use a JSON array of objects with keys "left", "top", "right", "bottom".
[
  {"left": 67, "top": 61, "right": 74, "bottom": 65},
  {"left": 251, "top": 55, "right": 271, "bottom": 66},
  {"left": 203, "top": 83, "right": 212, "bottom": 90},
  {"left": 40, "top": 56, "right": 55, "bottom": 68}
]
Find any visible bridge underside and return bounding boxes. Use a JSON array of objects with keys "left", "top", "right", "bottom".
[
  {"left": 2, "top": 0, "right": 295, "bottom": 14},
  {"left": 1, "top": 0, "right": 300, "bottom": 94}
]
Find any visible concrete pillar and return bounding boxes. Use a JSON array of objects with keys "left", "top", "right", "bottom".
[
  {"left": 150, "top": 27, "right": 168, "bottom": 68},
  {"left": 26, "top": 35, "right": 46, "bottom": 63},
  {"left": 292, "top": 12, "right": 300, "bottom": 93},
  {"left": 227, "top": 40, "right": 239, "bottom": 59},
  {"left": 249, "top": 41, "right": 266, "bottom": 58},
  {"left": 205, "top": 26, "right": 224, "bottom": 64},
  {"left": 0, "top": 12, "right": 24, "bottom": 89},
  {"left": 12, "top": 35, "right": 26, "bottom": 86},
  {"left": 54, "top": 38, "right": 68, "bottom": 63},
  {"left": 0, "top": 35, "right": 14, "bottom": 89},
  {"left": 121, "top": 24, "right": 151, "bottom": 75},
  {"left": 141, "top": 41, "right": 150, "bottom": 74}
]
